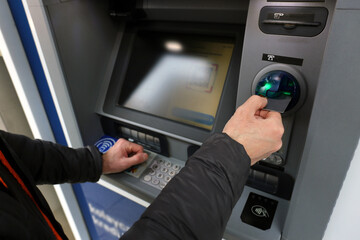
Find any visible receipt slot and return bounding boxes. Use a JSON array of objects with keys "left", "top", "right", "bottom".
[{"left": 252, "top": 64, "right": 306, "bottom": 113}]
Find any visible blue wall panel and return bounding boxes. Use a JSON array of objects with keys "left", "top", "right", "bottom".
[{"left": 74, "top": 182, "right": 145, "bottom": 239}]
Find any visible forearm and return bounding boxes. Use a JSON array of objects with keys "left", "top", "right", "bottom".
[
  {"left": 122, "top": 133, "right": 251, "bottom": 240},
  {"left": 0, "top": 130, "right": 102, "bottom": 184}
]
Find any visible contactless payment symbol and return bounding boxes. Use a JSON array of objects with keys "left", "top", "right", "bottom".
[
  {"left": 251, "top": 205, "right": 269, "bottom": 218},
  {"left": 95, "top": 136, "right": 117, "bottom": 153}
]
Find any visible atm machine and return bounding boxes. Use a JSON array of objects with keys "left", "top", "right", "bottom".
[{"left": 9, "top": 0, "right": 360, "bottom": 239}]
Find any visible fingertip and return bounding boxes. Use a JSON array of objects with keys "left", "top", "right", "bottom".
[
  {"left": 129, "top": 141, "right": 144, "bottom": 152},
  {"left": 127, "top": 153, "right": 147, "bottom": 166},
  {"left": 254, "top": 95, "right": 268, "bottom": 106},
  {"left": 258, "top": 109, "right": 270, "bottom": 119},
  {"left": 142, "top": 152, "right": 148, "bottom": 161},
  {"left": 244, "top": 95, "right": 268, "bottom": 112},
  {"left": 136, "top": 152, "right": 148, "bottom": 163},
  {"left": 266, "top": 110, "right": 282, "bottom": 119}
]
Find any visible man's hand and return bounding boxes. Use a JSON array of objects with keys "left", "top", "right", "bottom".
[
  {"left": 223, "top": 95, "right": 284, "bottom": 165},
  {"left": 102, "top": 139, "right": 148, "bottom": 174}
]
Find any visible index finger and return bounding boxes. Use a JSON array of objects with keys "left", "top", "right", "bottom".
[
  {"left": 264, "top": 110, "right": 282, "bottom": 121},
  {"left": 125, "top": 141, "right": 144, "bottom": 154}
]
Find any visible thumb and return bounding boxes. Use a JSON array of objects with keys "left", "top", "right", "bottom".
[
  {"left": 130, "top": 152, "right": 148, "bottom": 164},
  {"left": 123, "top": 152, "right": 148, "bottom": 167},
  {"left": 240, "top": 95, "right": 268, "bottom": 114}
]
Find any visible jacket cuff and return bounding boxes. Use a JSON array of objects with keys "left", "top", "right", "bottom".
[{"left": 86, "top": 146, "right": 103, "bottom": 182}]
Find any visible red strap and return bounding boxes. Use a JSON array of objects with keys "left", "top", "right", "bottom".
[
  {"left": 0, "top": 177, "right": 7, "bottom": 188},
  {"left": 0, "top": 150, "right": 62, "bottom": 240}
]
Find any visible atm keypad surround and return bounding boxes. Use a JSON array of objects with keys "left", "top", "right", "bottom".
[
  {"left": 124, "top": 150, "right": 185, "bottom": 190},
  {"left": 141, "top": 155, "right": 184, "bottom": 190}
]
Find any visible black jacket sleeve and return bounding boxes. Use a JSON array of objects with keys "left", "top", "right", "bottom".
[
  {"left": 0, "top": 130, "right": 102, "bottom": 184},
  {"left": 121, "top": 133, "right": 251, "bottom": 240}
]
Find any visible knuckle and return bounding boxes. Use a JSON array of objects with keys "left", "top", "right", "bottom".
[
  {"left": 272, "top": 124, "right": 284, "bottom": 137},
  {"left": 275, "top": 141, "right": 283, "bottom": 152},
  {"left": 278, "top": 127, "right": 285, "bottom": 138},
  {"left": 279, "top": 124, "right": 285, "bottom": 134}
]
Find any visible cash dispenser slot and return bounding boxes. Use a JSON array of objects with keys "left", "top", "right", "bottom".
[
  {"left": 259, "top": 6, "right": 328, "bottom": 37},
  {"left": 108, "top": 0, "right": 249, "bottom": 24}
]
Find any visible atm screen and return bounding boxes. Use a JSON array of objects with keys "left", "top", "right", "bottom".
[{"left": 118, "top": 31, "right": 235, "bottom": 130}]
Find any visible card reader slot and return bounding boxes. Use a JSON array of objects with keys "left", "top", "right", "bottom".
[
  {"left": 259, "top": 6, "right": 328, "bottom": 37},
  {"left": 262, "top": 19, "right": 321, "bottom": 29}
]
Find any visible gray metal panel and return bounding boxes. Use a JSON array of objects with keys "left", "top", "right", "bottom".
[
  {"left": 224, "top": 187, "right": 289, "bottom": 240},
  {"left": 282, "top": 4, "right": 360, "bottom": 240},
  {"left": 323, "top": 141, "right": 360, "bottom": 239},
  {"left": 45, "top": 0, "right": 120, "bottom": 145},
  {"left": 336, "top": 0, "right": 360, "bottom": 9},
  {"left": 143, "top": 0, "right": 249, "bottom": 24},
  {"left": 237, "top": 0, "right": 336, "bottom": 179},
  {"left": 145, "top": 0, "right": 248, "bottom": 9}
]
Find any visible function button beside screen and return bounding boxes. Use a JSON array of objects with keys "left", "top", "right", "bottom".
[
  {"left": 121, "top": 127, "right": 131, "bottom": 136},
  {"left": 138, "top": 132, "right": 146, "bottom": 142},
  {"left": 130, "top": 130, "right": 138, "bottom": 139},
  {"left": 146, "top": 134, "right": 154, "bottom": 145},
  {"left": 154, "top": 137, "right": 160, "bottom": 146}
]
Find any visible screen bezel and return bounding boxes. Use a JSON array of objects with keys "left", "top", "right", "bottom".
[{"left": 103, "top": 21, "right": 245, "bottom": 143}]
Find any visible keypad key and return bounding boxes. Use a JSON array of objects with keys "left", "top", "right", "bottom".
[
  {"left": 140, "top": 155, "right": 184, "bottom": 190},
  {"left": 152, "top": 164, "right": 159, "bottom": 170},
  {"left": 152, "top": 179, "right": 160, "bottom": 185},
  {"left": 172, "top": 164, "right": 180, "bottom": 171},
  {"left": 143, "top": 175, "right": 152, "bottom": 182},
  {"left": 169, "top": 170, "right": 176, "bottom": 177}
]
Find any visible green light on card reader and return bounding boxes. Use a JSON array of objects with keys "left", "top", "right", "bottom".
[
  {"left": 254, "top": 70, "right": 301, "bottom": 112},
  {"left": 264, "top": 82, "right": 272, "bottom": 91}
]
